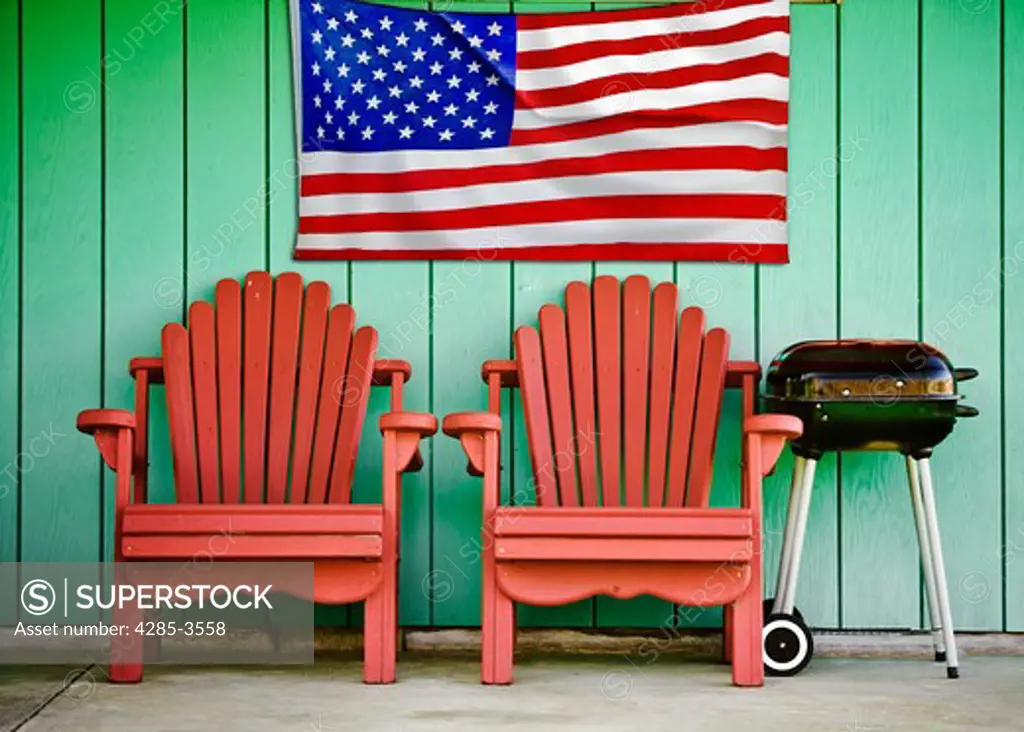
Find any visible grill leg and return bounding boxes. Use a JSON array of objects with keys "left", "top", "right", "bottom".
[
  {"left": 773, "top": 455, "right": 806, "bottom": 614},
  {"left": 905, "top": 456, "right": 946, "bottom": 661},
  {"left": 916, "top": 457, "right": 959, "bottom": 678},
  {"left": 778, "top": 457, "right": 817, "bottom": 616}
]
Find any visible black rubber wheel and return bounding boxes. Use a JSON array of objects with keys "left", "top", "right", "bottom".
[
  {"left": 763, "top": 613, "right": 814, "bottom": 677},
  {"left": 763, "top": 598, "right": 803, "bottom": 623}
]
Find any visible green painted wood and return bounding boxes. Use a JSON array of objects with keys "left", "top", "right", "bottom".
[
  {"left": 921, "top": 0, "right": 1002, "bottom": 631},
  {"left": 759, "top": 3, "right": 839, "bottom": 629},
  {"left": 837, "top": 0, "right": 920, "bottom": 630},
  {"left": 0, "top": 0, "right": 19, "bottom": 623},
  {"left": 20, "top": 0, "right": 103, "bottom": 564},
  {"left": 1005, "top": 0, "right": 1024, "bottom": 632}
]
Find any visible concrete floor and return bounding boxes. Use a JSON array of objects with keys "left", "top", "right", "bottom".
[{"left": 4, "top": 655, "right": 1023, "bottom": 731}]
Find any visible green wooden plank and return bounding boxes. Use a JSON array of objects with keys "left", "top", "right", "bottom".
[
  {"left": 431, "top": 260, "right": 511, "bottom": 626},
  {"left": 20, "top": 0, "right": 103, "bottom": 563},
  {"left": 593, "top": 261, "right": 675, "bottom": 629},
  {"left": 921, "top": 0, "right": 1002, "bottom": 630},
  {"left": 1005, "top": 0, "right": 1024, "bottom": 632},
  {"left": 103, "top": 0, "right": 186, "bottom": 557},
  {"left": 0, "top": 0, "right": 19, "bottom": 623},
  {"left": 758, "top": 4, "right": 839, "bottom": 630},
  {"left": 511, "top": 262, "right": 594, "bottom": 627},
  {"left": 186, "top": 0, "right": 268, "bottom": 301},
  {"left": 837, "top": 0, "right": 920, "bottom": 630}
]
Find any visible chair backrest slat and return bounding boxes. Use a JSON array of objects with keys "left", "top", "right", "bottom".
[
  {"left": 538, "top": 304, "right": 579, "bottom": 507},
  {"left": 622, "top": 276, "right": 651, "bottom": 508},
  {"left": 215, "top": 279, "right": 243, "bottom": 503},
  {"left": 646, "top": 283, "right": 678, "bottom": 508},
  {"left": 564, "top": 281, "right": 600, "bottom": 507},
  {"left": 162, "top": 324, "right": 199, "bottom": 503},
  {"left": 514, "top": 326, "right": 558, "bottom": 507},
  {"left": 685, "top": 328, "right": 729, "bottom": 508},
  {"left": 664, "top": 307, "right": 706, "bottom": 508},
  {"left": 243, "top": 273, "right": 273, "bottom": 503},
  {"left": 288, "top": 282, "right": 331, "bottom": 503},
  {"left": 266, "top": 273, "right": 304, "bottom": 504},
  {"left": 189, "top": 301, "right": 220, "bottom": 503},
  {"left": 592, "top": 277, "right": 621, "bottom": 508},
  {"left": 329, "top": 326, "right": 378, "bottom": 503}
]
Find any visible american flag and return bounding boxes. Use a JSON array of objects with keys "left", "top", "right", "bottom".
[{"left": 291, "top": 0, "right": 789, "bottom": 262}]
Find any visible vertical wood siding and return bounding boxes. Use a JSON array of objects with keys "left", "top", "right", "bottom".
[{"left": 0, "top": 0, "right": 1017, "bottom": 630}]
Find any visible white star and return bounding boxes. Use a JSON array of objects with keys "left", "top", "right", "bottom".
[
  {"left": 404, "top": 100, "right": 420, "bottom": 114},
  {"left": 351, "top": 79, "right": 365, "bottom": 94},
  {"left": 467, "top": 61, "right": 481, "bottom": 73},
  {"left": 347, "top": 110, "right": 360, "bottom": 125},
  {"left": 341, "top": 34, "right": 355, "bottom": 48},
  {"left": 487, "top": 21, "right": 502, "bottom": 36},
  {"left": 311, "top": 30, "right": 323, "bottom": 44},
  {"left": 443, "top": 103, "right": 458, "bottom": 116},
  {"left": 379, "top": 16, "right": 393, "bottom": 31},
  {"left": 447, "top": 75, "right": 462, "bottom": 89},
  {"left": 322, "top": 79, "right": 332, "bottom": 93},
  {"left": 465, "top": 89, "right": 480, "bottom": 102},
  {"left": 468, "top": 35, "right": 483, "bottom": 48},
  {"left": 376, "top": 44, "right": 390, "bottom": 57},
  {"left": 414, "top": 18, "right": 428, "bottom": 32},
  {"left": 316, "top": 125, "right": 325, "bottom": 138},
  {"left": 480, "top": 127, "right": 495, "bottom": 140},
  {"left": 324, "top": 47, "right": 336, "bottom": 61},
  {"left": 362, "top": 125, "right": 375, "bottom": 140},
  {"left": 430, "top": 33, "right": 444, "bottom": 46},
  {"left": 372, "top": 68, "right": 387, "bottom": 81},
  {"left": 411, "top": 47, "right": 426, "bottom": 61},
  {"left": 356, "top": 51, "right": 371, "bottom": 65},
  {"left": 429, "top": 61, "right": 443, "bottom": 75},
  {"left": 439, "top": 128, "right": 454, "bottom": 142},
  {"left": 311, "top": 61, "right": 321, "bottom": 76},
  {"left": 421, "top": 115, "right": 437, "bottom": 128},
  {"left": 325, "top": 111, "right": 334, "bottom": 124},
  {"left": 337, "top": 63, "right": 350, "bottom": 77},
  {"left": 483, "top": 101, "right": 498, "bottom": 114},
  {"left": 449, "top": 47, "right": 463, "bottom": 61},
  {"left": 399, "top": 125, "right": 414, "bottom": 139},
  {"left": 360, "top": 27, "right": 374, "bottom": 40},
  {"left": 312, "top": 2, "right": 324, "bottom": 14},
  {"left": 486, "top": 48, "right": 502, "bottom": 62},
  {"left": 388, "top": 85, "right": 402, "bottom": 98},
  {"left": 382, "top": 111, "right": 397, "bottom": 124},
  {"left": 409, "top": 76, "right": 424, "bottom": 89},
  {"left": 395, "top": 33, "right": 409, "bottom": 47},
  {"left": 334, "top": 96, "right": 345, "bottom": 110},
  {"left": 326, "top": 17, "right": 339, "bottom": 31},
  {"left": 344, "top": 9, "right": 357, "bottom": 23},
  {"left": 366, "top": 95, "right": 381, "bottom": 110},
  {"left": 313, "top": 94, "right": 322, "bottom": 108},
  {"left": 393, "top": 60, "right": 407, "bottom": 73},
  {"left": 452, "top": 20, "right": 466, "bottom": 34},
  {"left": 485, "top": 74, "right": 499, "bottom": 86},
  {"left": 426, "top": 90, "right": 441, "bottom": 103},
  {"left": 336, "top": 127, "right": 345, "bottom": 140},
  {"left": 461, "top": 115, "right": 477, "bottom": 128}
]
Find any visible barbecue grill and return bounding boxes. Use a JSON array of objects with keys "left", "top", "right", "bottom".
[{"left": 759, "top": 339, "right": 978, "bottom": 679}]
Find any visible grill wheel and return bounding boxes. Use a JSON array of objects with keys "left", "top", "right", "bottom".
[{"left": 763, "top": 613, "right": 814, "bottom": 677}]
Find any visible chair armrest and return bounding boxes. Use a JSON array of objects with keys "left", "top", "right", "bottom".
[
  {"left": 743, "top": 414, "right": 802, "bottom": 477},
  {"left": 480, "top": 360, "right": 518, "bottom": 388},
  {"left": 442, "top": 412, "right": 501, "bottom": 476},
  {"left": 379, "top": 411, "right": 437, "bottom": 473},
  {"left": 129, "top": 357, "right": 164, "bottom": 384},
  {"left": 373, "top": 359, "right": 412, "bottom": 386},
  {"left": 77, "top": 409, "right": 135, "bottom": 472},
  {"left": 725, "top": 361, "right": 761, "bottom": 389}
]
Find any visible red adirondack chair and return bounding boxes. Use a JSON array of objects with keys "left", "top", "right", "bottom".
[
  {"left": 76, "top": 272, "right": 436, "bottom": 684},
  {"left": 443, "top": 275, "right": 801, "bottom": 686}
]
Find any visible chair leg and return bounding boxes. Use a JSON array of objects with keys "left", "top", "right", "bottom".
[
  {"left": 723, "top": 605, "right": 734, "bottom": 663},
  {"left": 730, "top": 583, "right": 764, "bottom": 687},
  {"left": 109, "top": 603, "right": 143, "bottom": 683},
  {"left": 481, "top": 581, "right": 515, "bottom": 685},
  {"left": 363, "top": 563, "right": 397, "bottom": 684}
]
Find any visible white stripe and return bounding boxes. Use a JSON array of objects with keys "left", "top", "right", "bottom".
[
  {"left": 517, "top": 0, "right": 788, "bottom": 53},
  {"left": 516, "top": 32, "right": 790, "bottom": 91},
  {"left": 296, "top": 218, "right": 787, "bottom": 251},
  {"left": 515, "top": 74, "right": 788, "bottom": 129},
  {"left": 300, "top": 170, "right": 786, "bottom": 215},
  {"left": 301, "top": 122, "right": 787, "bottom": 175}
]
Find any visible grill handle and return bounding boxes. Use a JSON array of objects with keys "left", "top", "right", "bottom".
[
  {"left": 954, "top": 367, "right": 979, "bottom": 382},
  {"left": 956, "top": 405, "right": 979, "bottom": 418}
]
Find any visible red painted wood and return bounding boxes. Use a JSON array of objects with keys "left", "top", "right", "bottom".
[
  {"left": 622, "top": 275, "right": 651, "bottom": 508},
  {"left": 330, "top": 326, "right": 378, "bottom": 503},
  {"left": 289, "top": 281, "right": 331, "bottom": 503},
  {"left": 538, "top": 304, "right": 578, "bottom": 506},
  {"left": 491, "top": 507, "right": 753, "bottom": 537},
  {"left": 685, "top": 327, "right": 730, "bottom": 508},
  {"left": 646, "top": 282, "right": 678, "bottom": 508},
  {"left": 132, "top": 368, "right": 151, "bottom": 504},
  {"left": 188, "top": 301, "right": 220, "bottom": 503},
  {"left": 122, "top": 534, "right": 384, "bottom": 559},
  {"left": 266, "top": 273, "right": 304, "bottom": 504},
  {"left": 591, "top": 276, "right": 621, "bottom": 507},
  {"left": 664, "top": 307, "right": 706, "bottom": 508},
  {"left": 122, "top": 504, "right": 384, "bottom": 535},
  {"left": 563, "top": 281, "right": 599, "bottom": 507},
  {"left": 243, "top": 272, "right": 273, "bottom": 503},
  {"left": 215, "top": 279, "right": 243, "bottom": 504},
  {"left": 513, "top": 326, "right": 558, "bottom": 507},
  {"left": 306, "top": 304, "right": 355, "bottom": 504},
  {"left": 494, "top": 536, "right": 750, "bottom": 562},
  {"left": 161, "top": 324, "right": 200, "bottom": 503}
]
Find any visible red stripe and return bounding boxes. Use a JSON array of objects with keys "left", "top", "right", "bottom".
[
  {"left": 299, "top": 194, "right": 786, "bottom": 235},
  {"left": 518, "top": 16, "right": 789, "bottom": 71},
  {"left": 295, "top": 242, "right": 788, "bottom": 263},
  {"left": 516, "top": 0, "right": 776, "bottom": 31},
  {"left": 510, "top": 99, "right": 787, "bottom": 146},
  {"left": 301, "top": 146, "right": 786, "bottom": 196},
  {"left": 516, "top": 53, "right": 789, "bottom": 110}
]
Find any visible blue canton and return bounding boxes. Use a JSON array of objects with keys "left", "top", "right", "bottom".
[{"left": 298, "top": 0, "right": 517, "bottom": 152}]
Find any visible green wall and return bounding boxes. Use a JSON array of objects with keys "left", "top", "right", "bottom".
[{"left": 1, "top": 0, "right": 1021, "bottom": 631}]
